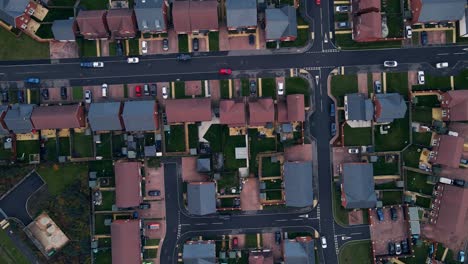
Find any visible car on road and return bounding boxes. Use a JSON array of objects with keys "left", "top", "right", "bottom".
[
  {"left": 151, "top": 84, "right": 157, "bottom": 96},
  {"left": 395, "top": 242, "right": 402, "bottom": 255},
  {"left": 25, "top": 77, "right": 40, "bottom": 84},
  {"left": 135, "top": 85, "right": 142, "bottom": 97},
  {"left": 219, "top": 68, "right": 232, "bottom": 75},
  {"left": 250, "top": 80, "right": 257, "bottom": 95},
  {"left": 390, "top": 207, "right": 398, "bottom": 221},
  {"left": 421, "top": 31, "right": 428, "bottom": 46},
  {"left": 80, "top": 62, "right": 104, "bottom": 68},
  {"left": 374, "top": 80, "right": 382, "bottom": 93},
  {"left": 454, "top": 179, "right": 465, "bottom": 187},
  {"left": 127, "top": 57, "right": 139, "bottom": 64},
  {"left": 232, "top": 237, "right": 238, "bottom": 247},
  {"left": 192, "top": 38, "right": 199, "bottom": 51},
  {"left": 277, "top": 82, "right": 284, "bottom": 95},
  {"left": 85, "top": 90, "right": 92, "bottom": 103},
  {"left": 142, "top": 41, "right": 148, "bottom": 54},
  {"left": 459, "top": 251, "right": 465, "bottom": 263},
  {"left": 162, "top": 38, "right": 169, "bottom": 51},
  {"left": 321, "top": 236, "right": 327, "bottom": 248},
  {"left": 248, "top": 34, "right": 255, "bottom": 45},
  {"left": 417, "top": 71, "right": 425, "bottom": 84},
  {"left": 275, "top": 231, "right": 281, "bottom": 245},
  {"left": 331, "top": 123, "right": 336, "bottom": 136},
  {"left": 177, "top": 54, "right": 191, "bottom": 61},
  {"left": 330, "top": 103, "right": 335, "bottom": 117},
  {"left": 17, "top": 90, "right": 24, "bottom": 103},
  {"left": 384, "top": 61, "right": 398, "bottom": 67},
  {"left": 144, "top": 84, "right": 150, "bottom": 96},
  {"left": 148, "top": 190, "right": 161, "bottom": 196},
  {"left": 147, "top": 223, "right": 160, "bottom": 230},
  {"left": 388, "top": 242, "right": 396, "bottom": 255},
  {"left": 101, "top": 83, "right": 108, "bottom": 97},
  {"left": 162, "top": 86, "right": 169, "bottom": 99},
  {"left": 61, "top": 86, "right": 67, "bottom": 100},
  {"left": 405, "top": 25, "right": 412, "bottom": 38},
  {"left": 336, "top": 21, "right": 350, "bottom": 29},
  {"left": 348, "top": 148, "right": 359, "bottom": 154},
  {"left": 139, "top": 203, "right": 151, "bottom": 209},
  {"left": 41, "top": 89, "right": 49, "bottom": 100},
  {"left": 436, "top": 62, "right": 449, "bottom": 68},
  {"left": 376, "top": 208, "right": 384, "bottom": 221},
  {"left": 335, "top": 5, "right": 349, "bottom": 12}
]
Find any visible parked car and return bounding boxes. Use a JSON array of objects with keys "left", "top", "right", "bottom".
[
  {"left": 388, "top": 242, "right": 396, "bottom": 255},
  {"left": 277, "top": 82, "right": 284, "bottom": 95},
  {"left": 144, "top": 84, "right": 150, "bottom": 96},
  {"left": 17, "top": 90, "right": 24, "bottom": 103},
  {"left": 395, "top": 242, "right": 402, "bottom": 255},
  {"left": 401, "top": 239, "right": 409, "bottom": 254},
  {"left": 92, "top": 62, "right": 104, "bottom": 67},
  {"left": 384, "top": 61, "right": 398, "bottom": 67},
  {"left": 116, "top": 40, "right": 123, "bottom": 56},
  {"left": 335, "top": 5, "right": 349, "bottom": 12},
  {"left": 390, "top": 207, "right": 398, "bottom": 221},
  {"left": 177, "top": 54, "right": 192, "bottom": 61},
  {"left": 1, "top": 89, "right": 8, "bottom": 103},
  {"left": 80, "top": 62, "right": 103, "bottom": 68},
  {"left": 428, "top": 244, "right": 434, "bottom": 257},
  {"left": 250, "top": 80, "right": 257, "bottom": 95},
  {"left": 192, "top": 38, "right": 199, "bottom": 51},
  {"left": 148, "top": 190, "right": 161, "bottom": 196},
  {"left": 405, "top": 25, "right": 412, "bottom": 38},
  {"left": 454, "top": 179, "right": 465, "bottom": 187},
  {"left": 417, "top": 71, "right": 425, "bottom": 84},
  {"left": 316, "top": 0, "right": 320, "bottom": 5},
  {"left": 127, "top": 57, "right": 139, "bottom": 64},
  {"left": 275, "top": 231, "right": 281, "bottom": 245},
  {"left": 85, "top": 90, "right": 92, "bottom": 103},
  {"left": 330, "top": 103, "right": 335, "bottom": 117},
  {"left": 219, "top": 68, "right": 232, "bottom": 75},
  {"left": 421, "top": 31, "right": 428, "bottom": 46},
  {"left": 336, "top": 21, "right": 350, "bottom": 29},
  {"left": 41, "top": 89, "right": 49, "bottom": 100},
  {"left": 376, "top": 208, "right": 384, "bottom": 221},
  {"left": 248, "top": 34, "right": 255, "bottom": 45},
  {"left": 232, "top": 237, "right": 238, "bottom": 247},
  {"left": 150, "top": 84, "right": 157, "bottom": 96},
  {"left": 321, "top": 236, "right": 327, "bottom": 248},
  {"left": 348, "top": 148, "right": 359, "bottom": 154},
  {"left": 25, "top": 77, "right": 40, "bottom": 84},
  {"left": 101, "top": 83, "right": 108, "bottom": 97},
  {"left": 162, "top": 38, "right": 169, "bottom": 51},
  {"left": 132, "top": 211, "right": 139, "bottom": 219},
  {"left": 141, "top": 41, "right": 148, "bottom": 54},
  {"left": 147, "top": 223, "right": 160, "bottom": 230},
  {"left": 374, "top": 80, "right": 382, "bottom": 93},
  {"left": 139, "top": 203, "right": 151, "bottom": 209},
  {"left": 331, "top": 123, "right": 336, "bottom": 136},
  {"left": 436, "top": 62, "right": 449, "bottom": 68},
  {"left": 135, "top": 85, "right": 142, "bottom": 97},
  {"left": 459, "top": 251, "right": 465, "bottom": 263},
  {"left": 60, "top": 86, "right": 67, "bottom": 99},
  {"left": 162, "top": 86, "right": 168, "bottom": 99}
]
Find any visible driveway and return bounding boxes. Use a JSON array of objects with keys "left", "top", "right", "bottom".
[
  {"left": 145, "top": 165, "right": 165, "bottom": 201},
  {"left": 0, "top": 171, "right": 45, "bottom": 225}
]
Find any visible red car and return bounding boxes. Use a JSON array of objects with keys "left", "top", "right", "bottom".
[
  {"left": 135, "top": 85, "right": 142, "bottom": 97},
  {"left": 219, "top": 68, "right": 232, "bottom": 75},
  {"left": 232, "top": 237, "right": 238, "bottom": 247},
  {"left": 316, "top": 0, "right": 320, "bottom": 4}
]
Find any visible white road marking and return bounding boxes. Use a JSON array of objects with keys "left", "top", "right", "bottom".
[
  {"left": 437, "top": 53, "right": 449, "bottom": 55},
  {"left": 275, "top": 219, "right": 288, "bottom": 222},
  {"left": 195, "top": 223, "right": 208, "bottom": 226}
]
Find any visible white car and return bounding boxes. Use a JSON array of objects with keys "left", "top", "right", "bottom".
[
  {"left": 85, "top": 90, "right": 92, "bottom": 103},
  {"left": 436, "top": 62, "right": 448, "bottom": 68},
  {"left": 384, "top": 61, "right": 398, "bottom": 67},
  {"left": 335, "top": 5, "right": 349, "bottom": 13},
  {"left": 162, "top": 86, "right": 168, "bottom": 99},
  {"left": 141, "top": 41, "right": 148, "bottom": 54},
  {"left": 321, "top": 236, "right": 327, "bottom": 248},
  {"left": 93, "top": 62, "right": 104, "bottom": 68},
  {"left": 101, "top": 83, "right": 108, "bottom": 97},
  {"left": 417, "top": 71, "right": 425, "bottom": 84},
  {"left": 348, "top": 148, "right": 359, "bottom": 154},
  {"left": 127, "top": 57, "right": 139, "bottom": 64},
  {"left": 277, "top": 82, "right": 284, "bottom": 95},
  {"left": 405, "top": 25, "right": 412, "bottom": 38}
]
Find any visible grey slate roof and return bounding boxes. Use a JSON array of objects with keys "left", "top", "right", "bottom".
[
  {"left": 375, "top": 93, "right": 407, "bottom": 123},
  {"left": 187, "top": 182, "right": 216, "bottom": 215},
  {"left": 88, "top": 102, "right": 123, "bottom": 131},
  {"left": 341, "top": 163, "right": 377, "bottom": 209},
  {"left": 183, "top": 243, "right": 216, "bottom": 264},
  {"left": 52, "top": 19, "right": 76, "bottom": 41},
  {"left": 0, "top": 105, "right": 9, "bottom": 135},
  {"left": 0, "top": 0, "right": 29, "bottom": 27},
  {"left": 4, "top": 104, "right": 34, "bottom": 134},
  {"left": 284, "top": 239, "right": 316, "bottom": 264},
  {"left": 226, "top": 0, "right": 258, "bottom": 28},
  {"left": 265, "top": 6, "right": 297, "bottom": 40},
  {"left": 122, "top": 100, "right": 157, "bottom": 132},
  {"left": 417, "top": 0, "right": 465, "bottom": 23},
  {"left": 134, "top": 0, "right": 166, "bottom": 32},
  {"left": 345, "top": 93, "right": 374, "bottom": 121},
  {"left": 197, "top": 158, "right": 211, "bottom": 173},
  {"left": 284, "top": 161, "right": 313, "bottom": 207}
]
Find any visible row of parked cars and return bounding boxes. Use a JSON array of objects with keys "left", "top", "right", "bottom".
[{"left": 388, "top": 240, "right": 410, "bottom": 255}]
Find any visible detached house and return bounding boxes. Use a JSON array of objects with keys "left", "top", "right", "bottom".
[
  {"left": 344, "top": 93, "right": 374, "bottom": 127},
  {"left": 76, "top": 10, "right": 109, "bottom": 40},
  {"left": 283, "top": 237, "right": 316, "bottom": 264},
  {"left": 340, "top": 163, "right": 377, "bottom": 209},
  {"left": 374, "top": 93, "right": 407, "bottom": 123},
  {"left": 187, "top": 182, "right": 216, "bottom": 215},
  {"left": 173, "top": 0, "right": 218, "bottom": 34},
  {"left": 265, "top": 6, "right": 297, "bottom": 42},
  {"left": 351, "top": 0, "right": 382, "bottom": 42},
  {"left": 134, "top": 0, "right": 168, "bottom": 33},
  {"left": 0, "top": 0, "right": 37, "bottom": 29},
  {"left": 106, "top": 9, "right": 137, "bottom": 39},
  {"left": 410, "top": 0, "right": 465, "bottom": 25},
  {"left": 226, "top": 0, "right": 258, "bottom": 31},
  {"left": 52, "top": 19, "right": 77, "bottom": 42}
]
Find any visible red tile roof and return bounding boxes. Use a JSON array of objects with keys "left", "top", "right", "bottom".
[
  {"left": 173, "top": 0, "right": 218, "bottom": 33},
  {"left": 284, "top": 144, "right": 312, "bottom": 162},
  {"left": 219, "top": 100, "right": 246, "bottom": 127},
  {"left": 165, "top": 98, "right": 212, "bottom": 123},
  {"left": 249, "top": 99, "right": 275, "bottom": 126},
  {"left": 111, "top": 220, "right": 141, "bottom": 264},
  {"left": 106, "top": 9, "right": 137, "bottom": 39},
  {"left": 352, "top": 0, "right": 381, "bottom": 13},
  {"left": 410, "top": 0, "right": 422, "bottom": 24},
  {"left": 76, "top": 10, "right": 109, "bottom": 39},
  {"left": 31, "top": 104, "right": 85, "bottom": 129},
  {"left": 115, "top": 161, "right": 142, "bottom": 208},
  {"left": 441, "top": 90, "right": 468, "bottom": 121},
  {"left": 286, "top": 94, "right": 305, "bottom": 122},
  {"left": 352, "top": 12, "right": 382, "bottom": 42},
  {"left": 173, "top": 1, "right": 191, "bottom": 33},
  {"left": 431, "top": 135, "right": 464, "bottom": 168}
]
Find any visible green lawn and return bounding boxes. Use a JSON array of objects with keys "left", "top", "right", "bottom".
[
  {"left": 343, "top": 124, "right": 372, "bottom": 146},
  {"left": 144, "top": 248, "right": 157, "bottom": 259},
  {"left": 44, "top": 138, "right": 58, "bottom": 162},
  {"left": 413, "top": 75, "right": 451, "bottom": 91},
  {"left": 406, "top": 171, "right": 434, "bottom": 195},
  {"left": 335, "top": 34, "right": 401, "bottom": 50},
  {"left": 333, "top": 187, "right": 349, "bottom": 225},
  {"left": 49, "top": 0, "right": 76, "bottom": 5},
  {"left": 37, "top": 162, "right": 88, "bottom": 195},
  {"left": 381, "top": 191, "right": 403, "bottom": 205},
  {"left": 372, "top": 156, "right": 399, "bottom": 175},
  {"left": 285, "top": 77, "right": 310, "bottom": 96},
  {"left": 0, "top": 228, "right": 30, "bottom": 264},
  {"left": 209, "top": 32, "right": 219, "bottom": 51},
  {"left": 146, "top": 238, "right": 160, "bottom": 246},
  {"left": 94, "top": 249, "right": 112, "bottom": 264},
  {"left": 178, "top": 34, "right": 189, "bottom": 52},
  {"left": 249, "top": 129, "right": 277, "bottom": 175},
  {"left": 217, "top": 172, "right": 239, "bottom": 190},
  {"left": 0, "top": 27, "right": 49, "bottom": 60},
  {"left": 220, "top": 80, "right": 230, "bottom": 99},
  {"left": 0, "top": 141, "right": 12, "bottom": 161},
  {"left": 42, "top": 8, "right": 74, "bottom": 22},
  {"left": 415, "top": 196, "right": 431, "bottom": 208},
  {"left": 76, "top": 38, "right": 97, "bottom": 57},
  {"left": 123, "top": 84, "right": 129, "bottom": 98},
  {"left": 94, "top": 214, "right": 112, "bottom": 235},
  {"left": 80, "top": 0, "right": 108, "bottom": 9},
  {"left": 265, "top": 180, "right": 282, "bottom": 190},
  {"left": 402, "top": 243, "right": 430, "bottom": 264},
  {"left": 382, "top": 0, "right": 403, "bottom": 38},
  {"left": 402, "top": 145, "right": 422, "bottom": 168},
  {"left": 94, "top": 191, "right": 115, "bottom": 211},
  {"left": 261, "top": 78, "right": 276, "bottom": 99},
  {"left": 374, "top": 111, "right": 410, "bottom": 151},
  {"left": 112, "top": 134, "right": 125, "bottom": 157},
  {"left": 386, "top": 72, "right": 409, "bottom": 99},
  {"left": 414, "top": 95, "right": 440, "bottom": 107},
  {"left": 280, "top": 28, "right": 309, "bottom": 47},
  {"left": 127, "top": 38, "right": 140, "bottom": 56},
  {"left": 165, "top": 125, "right": 186, "bottom": 152},
  {"left": 331, "top": 75, "right": 358, "bottom": 106},
  {"left": 265, "top": 190, "right": 282, "bottom": 200},
  {"left": 58, "top": 137, "right": 70, "bottom": 156},
  {"left": 375, "top": 181, "right": 399, "bottom": 190},
  {"left": 8, "top": 90, "right": 18, "bottom": 104},
  {"left": 413, "top": 132, "right": 432, "bottom": 146},
  {"left": 29, "top": 89, "right": 39, "bottom": 104},
  {"left": 96, "top": 133, "right": 112, "bottom": 159},
  {"left": 412, "top": 107, "right": 433, "bottom": 124},
  {"left": 339, "top": 240, "right": 372, "bottom": 264},
  {"left": 454, "top": 69, "right": 468, "bottom": 90},
  {"left": 72, "top": 86, "right": 84, "bottom": 100},
  {"left": 188, "top": 124, "right": 199, "bottom": 149},
  {"left": 89, "top": 160, "right": 114, "bottom": 178},
  {"left": 203, "top": 124, "right": 223, "bottom": 152},
  {"left": 174, "top": 81, "right": 189, "bottom": 99},
  {"left": 261, "top": 157, "right": 281, "bottom": 177},
  {"left": 245, "top": 234, "right": 258, "bottom": 248},
  {"left": 72, "top": 132, "right": 93, "bottom": 158},
  {"left": 16, "top": 140, "right": 40, "bottom": 161},
  {"left": 241, "top": 79, "right": 250, "bottom": 96}
]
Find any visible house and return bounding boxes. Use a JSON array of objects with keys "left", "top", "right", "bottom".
[
  {"left": 225, "top": 0, "right": 258, "bottom": 30},
  {"left": 106, "top": 9, "right": 137, "bottom": 39},
  {"left": 283, "top": 237, "right": 316, "bottom": 264},
  {"left": 52, "top": 19, "right": 76, "bottom": 41},
  {"left": 283, "top": 161, "right": 313, "bottom": 207},
  {"left": 0, "top": 106, "right": 10, "bottom": 136},
  {"left": 219, "top": 100, "right": 246, "bottom": 127},
  {"left": 265, "top": 6, "right": 297, "bottom": 42},
  {"left": 122, "top": 101, "right": 158, "bottom": 132},
  {"left": 344, "top": 93, "right": 373, "bottom": 127},
  {"left": 340, "top": 163, "right": 377, "bottom": 209},
  {"left": 440, "top": 90, "right": 468, "bottom": 121},
  {"left": 183, "top": 241, "right": 216, "bottom": 263},
  {"left": 165, "top": 98, "right": 212, "bottom": 123},
  {"left": 249, "top": 250, "right": 274, "bottom": 264},
  {"left": 3, "top": 104, "right": 34, "bottom": 134},
  {"left": 173, "top": 0, "right": 218, "bottom": 34},
  {"left": 410, "top": 0, "right": 466, "bottom": 24},
  {"left": 248, "top": 98, "right": 275, "bottom": 127},
  {"left": 111, "top": 220, "right": 141, "bottom": 264},
  {"left": 352, "top": 11, "right": 382, "bottom": 42},
  {"left": 114, "top": 161, "right": 142, "bottom": 208},
  {"left": 277, "top": 94, "right": 305, "bottom": 123},
  {"left": 134, "top": 0, "right": 168, "bottom": 33},
  {"left": 31, "top": 104, "right": 85, "bottom": 130},
  {"left": 0, "top": 0, "right": 37, "bottom": 29},
  {"left": 88, "top": 102, "right": 124, "bottom": 131},
  {"left": 429, "top": 134, "right": 464, "bottom": 168},
  {"left": 187, "top": 182, "right": 216, "bottom": 215},
  {"left": 76, "top": 10, "right": 109, "bottom": 39},
  {"left": 374, "top": 93, "right": 407, "bottom": 123},
  {"left": 352, "top": 0, "right": 380, "bottom": 14}
]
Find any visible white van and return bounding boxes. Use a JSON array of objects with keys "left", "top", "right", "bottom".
[
  {"left": 101, "top": 83, "right": 108, "bottom": 97},
  {"left": 439, "top": 177, "right": 453, "bottom": 185}
]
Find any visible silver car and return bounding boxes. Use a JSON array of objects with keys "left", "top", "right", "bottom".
[
  {"left": 384, "top": 61, "right": 398, "bottom": 67},
  {"left": 85, "top": 90, "right": 92, "bottom": 103}
]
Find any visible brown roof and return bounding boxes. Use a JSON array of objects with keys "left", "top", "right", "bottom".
[
  {"left": 449, "top": 122, "right": 468, "bottom": 141},
  {"left": 173, "top": 1, "right": 191, "bottom": 33},
  {"left": 352, "top": 0, "right": 381, "bottom": 13},
  {"left": 219, "top": 100, "right": 246, "bottom": 127},
  {"left": 277, "top": 100, "right": 288, "bottom": 123},
  {"left": 111, "top": 220, "right": 141, "bottom": 264},
  {"left": 287, "top": 94, "right": 305, "bottom": 122},
  {"left": 31, "top": 104, "right": 85, "bottom": 129},
  {"left": 106, "top": 9, "right": 137, "bottom": 39},
  {"left": 352, "top": 12, "right": 382, "bottom": 42},
  {"left": 284, "top": 144, "right": 312, "bottom": 162},
  {"left": 165, "top": 98, "right": 212, "bottom": 123},
  {"left": 441, "top": 90, "right": 468, "bottom": 121},
  {"left": 431, "top": 135, "right": 464, "bottom": 168},
  {"left": 248, "top": 98, "right": 275, "bottom": 126},
  {"left": 76, "top": 10, "right": 109, "bottom": 39},
  {"left": 185, "top": 81, "right": 203, "bottom": 96},
  {"left": 115, "top": 161, "right": 142, "bottom": 208},
  {"left": 173, "top": 0, "right": 218, "bottom": 33}
]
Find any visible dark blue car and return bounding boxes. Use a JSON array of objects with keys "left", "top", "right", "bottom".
[
  {"left": 421, "top": 31, "right": 428, "bottom": 46},
  {"left": 330, "top": 103, "right": 335, "bottom": 117},
  {"left": 25, "top": 77, "right": 40, "bottom": 84},
  {"left": 80, "top": 62, "right": 93, "bottom": 68},
  {"left": 377, "top": 208, "right": 384, "bottom": 221}
]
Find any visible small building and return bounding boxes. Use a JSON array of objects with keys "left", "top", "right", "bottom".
[
  {"left": 3, "top": 104, "right": 34, "bottom": 134},
  {"left": 0, "top": 0, "right": 37, "bottom": 29},
  {"left": 122, "top": 101, "right": 158, "bottom": 132},
  {"left": 197, "top": 158, "right": 211, "bottom": 173},
  {"left": 134, "top": 0, "right": 168, "bottom": 33},
  {"left": 88, "top": 102, "right": 124, "bottom": 131},
  {"left": 265, "top": 6, "right": 297, "bottom": 42},
  {"left": 219, "top": 100, "right": 246, "bottom": 127},
  {"left": 283, "top": 161, "right": 314, "bottom": 207},
  {"left": 52, "top": 19, "right": 76, "bottom": 41},
  {"left": 374, "top": 93, "right": 407, "bottom": 123},
  {"left": 226, "top": 0, "right": 258, "bottom": 30},
  {"left": 183, "top": 241, "right": 216, "bottom": 263},
  {"left": 76, "top": 10, "right": 109, "bottom": 39},
  {"left": 410, "top": 0, "right": 466, "bottom": 24},
  {"left": 248, "top": 98, "right": 275, "bottom": 127},
  {"left": 187, "top": 182, "right": 216, "bottom": 215},
  {"left": 429, "top": 134, "right": 464, "bottom": 168},
  {"left": 408, "top": 207, "right": 421, "bottom": 236},
  {"left": 283, "top": 237, "right": 316, "bottom": 264},
  {"left": 165, "top": 98, "right": 212, "bottom": 123},
  {"left": 173, "top": 0, "right": 218, "bottom": 34},
  {"left": 277, "top": 94, "right": 306, "bottom": 123},
  {"left": 344, "top": 93, "right": 373, "bottom": 127},
  {"left": 114, "top": 161, "right": 142, "bottom": 208},
  {"left": 340, "top": 163, "right": 377, "bottom": 209},
  {"left": 440, "top": 90, "right": 468, "bottom": 121},
  {"left": 31, "top": 104, "right": 85, "bottom": 130},
  {"left": 106, "top": 9, "right": 137, "bottom": 39},
  {"left": 111, "top": 219, "right": 141, "bottom": 264}
]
